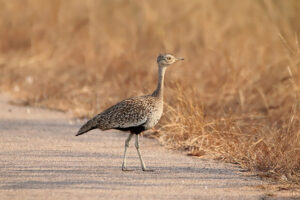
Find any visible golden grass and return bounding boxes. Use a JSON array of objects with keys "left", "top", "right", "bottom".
[{"left": 0, "top": 0, "right": 299, "bottom": 184}]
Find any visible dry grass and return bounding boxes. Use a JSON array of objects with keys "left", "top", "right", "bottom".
[{"left": 0, "top": 0, "right": 299, "bottom": 184}]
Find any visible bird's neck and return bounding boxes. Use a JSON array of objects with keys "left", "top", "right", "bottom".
[{"left": 152, "top": 65, "right": 166, "bottom": 98}]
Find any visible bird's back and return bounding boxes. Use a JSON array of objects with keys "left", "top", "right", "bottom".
[{"left": 76, "top": 95, "right": 163, "bottom": 136}]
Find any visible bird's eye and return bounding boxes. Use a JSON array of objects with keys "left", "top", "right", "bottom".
[{"left": 167, "top": 57, "right": 171, "bottom": 60}]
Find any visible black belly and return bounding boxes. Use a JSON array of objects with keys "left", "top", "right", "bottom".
[{"left": 115, "top": 124, "right": 146, "bottom": 135}]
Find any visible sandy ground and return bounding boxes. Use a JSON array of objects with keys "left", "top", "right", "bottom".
[{"left": 0, "top": 94, "right": 299, "bottom": 200}]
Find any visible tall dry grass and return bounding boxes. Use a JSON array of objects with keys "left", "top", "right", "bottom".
[{"left": 0, "top": 0, "right": 299, "bottom": 183}]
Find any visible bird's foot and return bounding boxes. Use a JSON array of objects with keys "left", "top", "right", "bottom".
[
  {"left": 142, "top": 168, "right": 154, "bottom": 172},
  {"left": 122, "top": 167, "right": 133, "bottom": 172}
]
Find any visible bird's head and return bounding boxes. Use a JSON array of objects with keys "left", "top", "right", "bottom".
[{"left": 157, "top": 53, "right": 184, "bottom": 67}]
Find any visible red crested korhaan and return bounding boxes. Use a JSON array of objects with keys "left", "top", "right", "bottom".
[{"left": 76, "top": 54, "right": 184, "bottom": 171}]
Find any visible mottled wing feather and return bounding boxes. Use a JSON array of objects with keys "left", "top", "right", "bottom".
[{"left": 95, "top": 96, "right": 152, "bottom": 130}]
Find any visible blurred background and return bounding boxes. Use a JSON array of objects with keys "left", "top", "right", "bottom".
[{"left": 0, "top": 0, "right": 299, "bottom": 183}]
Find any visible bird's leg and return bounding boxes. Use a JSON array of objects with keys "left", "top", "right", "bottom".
[
  {"left": 122, "top": 133, "right": 133, "bottom": 171},
  {"left": 135, "top": 134, "right": 153, "bottom": 171}
]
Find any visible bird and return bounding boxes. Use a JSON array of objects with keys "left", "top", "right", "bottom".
[{"left": 76, "top": 53, "right": 184, "bottom": 171}]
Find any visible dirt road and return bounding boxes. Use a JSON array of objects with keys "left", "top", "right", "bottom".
[{"left": 0, "top": 94, "right": 293, "bottom": 200}]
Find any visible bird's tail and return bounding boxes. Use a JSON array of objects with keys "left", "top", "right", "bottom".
[{"left": 76, "top": 118, "right": 96, "bottom": 136}]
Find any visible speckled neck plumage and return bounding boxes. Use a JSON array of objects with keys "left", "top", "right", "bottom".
[{"left": 152, "top": 65, "right": 166, "bottom": 99}]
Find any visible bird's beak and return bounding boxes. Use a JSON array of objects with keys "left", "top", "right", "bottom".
[{"left": 176, "top": 57, "right": 184, "bottom": 61}]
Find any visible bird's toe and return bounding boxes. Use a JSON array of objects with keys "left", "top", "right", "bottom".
[
  {"left": 142, "top": 168, "right": 155, "bottom": 172},
  {"left": 122, "top": 168, "right": 134, "bottom": 172}
]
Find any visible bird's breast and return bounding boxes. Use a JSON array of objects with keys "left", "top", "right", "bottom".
[{"left": 144, "top": 102, "right": 163, "bottom": 129}]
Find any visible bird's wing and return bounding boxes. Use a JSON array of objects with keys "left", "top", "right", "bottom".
[{"left": 96, "top": 96, "right": 151, "bottom": 130}]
